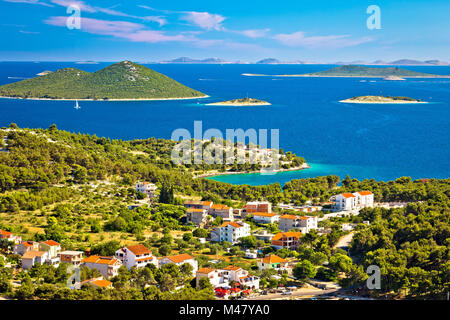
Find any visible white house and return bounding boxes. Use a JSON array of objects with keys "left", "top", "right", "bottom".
[
  {"left": 251, "top": 212, "right": 279, "bottom": 224},
  {"left": 0, "top": 229, "right": 22, "bottom": 245},
  {"left": 213, "top": 221, "right": 251, "bottom": 244},
  {"left": 196, "top": 265, "right": 259, "bottom": 291},
  {"left": 331, "top": 191, "right": 374, "bottom": 211},
  {"left": 209, "top": 204, "right": 234, "bottom": 221},
  {"left": 14, "top": 241, "right": 39, "bottom": 256},
  {"left": 159, "top": 253, "right": 198, "bottom": 275},
  {"left": 115, "top": 244, "right": 157, "bottom": 270},
  {"left": 257, "top": 254, "right": 288, "bottom": 271},
  {"left": 81, "top": 256, "right": 122, "bottom": 279},
  {"left": 186, "top": 208, "right": 209, "bottom": 226},
  {"left": 21, "top": 251, "right": 48, "bottom": 270},
  {"left": 135, "top": 182, "right": 158, "bottom": 198},
  {"left": 278, "top": 215, "right": 318, "bottom": 233},
  {"left": 39, "top": 240, "right": 61, "bottom": 267}
]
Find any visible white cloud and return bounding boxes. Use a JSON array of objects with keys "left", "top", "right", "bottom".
[
  {"left": 239, "top": 28, "right": 270, "bottom": 38},
  {"left": 4, "top": 0, "right": 53, "bottom": 6},
  {"left": 182, "top": 11, "right": 225, "bottom": 31},
  {"left": 274, "top": 31, "right": 373, "bottom": 48}
]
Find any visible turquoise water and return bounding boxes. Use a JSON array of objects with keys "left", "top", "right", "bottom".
[{"left": 0, "top": 62, "right": 449, "bottom": 186}]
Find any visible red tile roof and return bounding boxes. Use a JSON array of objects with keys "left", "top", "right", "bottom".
[
  {"left": 261, "top": 254, "right": 287, "bottom": 264},
  {"left": 82, "top": 256, "right": 119, "bottom": 265},
  {"left": 22, "top": 251, "right": 46, "bottom": 259},
  {"left": 224, "top": 265, "right": 241, "bottom": 271},
  {"left": 126, "top": 244, "right": 151, "bottom": 256},
  {"left": 342, "top": 193, "right": 356, "bottom": 198},
  {"left": 272, "top": 232, "right": 302, "bottom": 241},
  {"left": 165, "top": 253, "right": 193, "bottom": 263},
  {"left": 358, "top": 191, "right": 373, "bottom": 196},
  {"left": 90, "top": 279, "right": 112, "bottom": 288},
  {"left": 0, "top": 230, "right": 12, "bottom": 237},
  {"left": 42, "top": 240, "right": 60, "bottom": 247},
  {"left": 197, "top": 267, "right": 216, "bottom": 274},
  {"left": 220, "top": 222, "right": 244, "bottom": 228}
]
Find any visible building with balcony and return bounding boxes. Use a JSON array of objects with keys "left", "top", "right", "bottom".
[
  {"left": 58, "top": 251, "right": 84, "bottom": 266},
  {"left": 115, "top": 244, "right": 157, "bottom": 270},
  {"left": 81, "top": 256, "right": 122, "bottom": 278},
  {"left": 271, "top": 232, "right": 302, "bottom": 250},
  {"left": 330, "top": 191, "right": 374, "bottom": 211},
  {"left": 186, "top": 208, "right": 209, "bottom": 226},
  {"left": 135, "top": 182, "right": 158, "bottom": 198},
  {"left": 278, "top": 215, "right": 318, "bottom": 233},
  {"left": 213, "top": 221, "right": 250, "bottom": 244},
  {"left": 209, "top": 204, "right": 234, "bottom": 221},
  {"left": 251, "top": 212, "right": 280, "bottom": 224}
]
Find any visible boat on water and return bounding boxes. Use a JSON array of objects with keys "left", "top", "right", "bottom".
[{"left": 74, "top": 100, "right": 81, "bottom": 109}]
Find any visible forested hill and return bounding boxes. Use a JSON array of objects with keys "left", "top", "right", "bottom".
[
  {"left": 0, "top": 61, "right": 206, "bottom": 100},
  {"left": 307, "top": 65, "right": 444, "bottom": 77}
]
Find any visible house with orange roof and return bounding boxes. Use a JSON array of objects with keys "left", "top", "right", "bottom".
[
  {"left": 278, "top": 215, "right": 318, "bottom": 233},
  {"left": 211, "top": 221, "right": 250, "bottom": 244},
  {"left": 195, "top": 265, "right": 260, "bottom": 291},
  {"left": 251, "top": 212, "right": 280, "bottom": 224},
  {"left": 209, "top": 203, "right": 234, "bottom": 221},
  {"left": 271, "top": 232, "right": 302, "bottom": 250},
  {"left": 80, "top": 277, "right": 112, "bottom": 289},
  {"left": 115, "top": 244, "right": 157, "bottom": 270},
  {"left": 257, "top": 254, "right": 288, "bottom": 271},
  {"left": 21, "top": 251, "right": 49, "bottom": 270},
  {"left": 186, "top": 208, "right": 209, "bottom": 226},
  {"left": 183, "top": 200, "right": 213, "bottom": 211},
  {"left": 135, "top": 182, "right": 158, "bottom": 198},
  {"left": 159, "top": 253, "right": 198, "bottom": 275},
  {"left": 39, "top": 240, "right": 61, "bottom": 267},
  {"left": 81, "top": 255, "right": 122, "bottom": 278},
  {"left": 243, "top": 201, "right": 272, "bottom": 215},
  {"left": 331, "top": 191, "right": 374, "bottom": 211},
  {"left": 0, "top": 229, "right": 22, "bottom": 245},
  {"left": 14, "top": 240, "right": 39, "bottom": 256}
]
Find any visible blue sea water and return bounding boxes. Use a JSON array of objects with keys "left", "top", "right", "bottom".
[{"left": 0, "top": 62, "right": 449, "bottom": 186}]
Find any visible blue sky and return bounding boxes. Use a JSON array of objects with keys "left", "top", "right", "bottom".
[{"left": 0, "top": 0, "right": 449, "bottom": 62}]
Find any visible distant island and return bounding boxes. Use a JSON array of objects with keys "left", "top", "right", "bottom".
[
  {"left": 0, "top": 61, "right": 207, "bottom": 100},
  {"left": 243, "top": 65, "right": 450, "bottom": 78},
  {"left": 286, "top": 65, "right": 449, "bottom": 78},
  {"left": 207, "top": 97, "right": 271, "bottom": 106},
  {"left": 340, "top": 95, "right": 427, "bottom": 104}
]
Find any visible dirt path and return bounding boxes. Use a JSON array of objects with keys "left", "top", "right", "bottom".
[{"left": 333, "top": 232, "right": 355, "bottom": 250}]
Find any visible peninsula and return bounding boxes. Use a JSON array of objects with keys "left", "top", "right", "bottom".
[
  {"left": 0, "top": 61, "right": 207, "bottom": 100},
  {"left": 339, "top": 95, "right": 427, "bottom": 104},
  {"left": 206, "top": 97, "right": 271, "bottom": 106}
]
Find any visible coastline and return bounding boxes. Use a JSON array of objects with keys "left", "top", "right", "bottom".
[
  {"left": 339, "top": 99, "right": 428, "bottom": 104},
  {"left": 206, "top": 102, "right": 271, "bottom": 106},
  {"left": 195, "top": 163, "right": 311, "bottom": 179},
  {"left": 242, "top": 73, "right": 450, "bottom": 78},
  {"left": 0, "top": 95, "right": 209, "bottom": 102}
]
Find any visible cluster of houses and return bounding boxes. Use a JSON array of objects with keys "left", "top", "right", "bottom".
[
  {"left": 330, "top": 191, "right": 374, "bottom": 211},
  {"left": 183, "top": 200, "right": 318, "bottom": 248}
]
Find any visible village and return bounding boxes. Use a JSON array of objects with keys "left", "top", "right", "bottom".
[{"left": 0, "top": 181, "right": 384, "bottom": 300}]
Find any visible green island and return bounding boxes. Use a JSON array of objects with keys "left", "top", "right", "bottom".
[
  {"left": 243, "top": 65, "right": 450, "bottom": 78},
  {"left": 0, "top": 124, "right": 448, "bottom": 300},
  {"left": 0, "top": 61, "right": 206, "bottom": 100},
  {"left": 206, "top": 97, "right": 271, "bottom": 106},
  {"left": 340, "top": 95, "right": 426, "bottom": 104}
]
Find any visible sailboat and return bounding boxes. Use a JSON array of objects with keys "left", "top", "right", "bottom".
[{"left": 74, "top": 100, "right": 81, "bottom": 110}]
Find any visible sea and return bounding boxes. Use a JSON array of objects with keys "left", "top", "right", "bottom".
[{"left": 0, "top": 61, "right": 449, "bottom": 186}]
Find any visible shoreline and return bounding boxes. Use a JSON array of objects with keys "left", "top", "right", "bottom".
[
  {"left": 195, "top": 163, "right": 311, "bottom": 179},
  {"left": 242, "top": 73, "right": 450, "bottom": 78},
  {"left": 206, "top": 102, "right": 271, "bottom": 106},
  {"left": 0, "top": 95, "right": 209, "bottom": 102},
  {"left": 339, "top": 99, "right": 428, "bottom": 104}
]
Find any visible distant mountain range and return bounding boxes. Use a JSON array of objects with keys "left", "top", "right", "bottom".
[{"left": 158, "top": 57, "right": 450, "bottom": 66}]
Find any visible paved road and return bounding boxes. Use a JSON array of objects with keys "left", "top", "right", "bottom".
[{"left": 247, "top": 288, "right": 339, "bottom": 300}]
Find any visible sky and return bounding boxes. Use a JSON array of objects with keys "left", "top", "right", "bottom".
[{"left": 0, "top": 0, "right": 449, "bottom": 62}]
